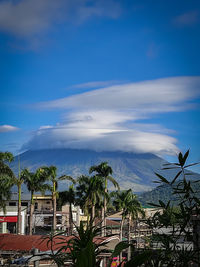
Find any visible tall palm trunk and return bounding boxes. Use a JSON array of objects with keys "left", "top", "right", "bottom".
[
  {"left": 17, "top": 184, "right": 22, "bottom": 234},
  {"left": 90, "top": 204, "right": 95, "bottom": 227},
  {"left": 101, "top": 205, "right": 104, "bottom": 237},
  {"left": 128, "top": 215, "right": 131, "bottom": 261},
  {"left": 52, "top": 191, "right": 57, "bottom": 232},
  {"left": 69, "top": 203, "right": 73, "bottom": 235},
  {"left": 29, "top": 191, "right": 34, "bottom": 235},
  {"left": 119, "top": 217, "right": 124, "bottom": 262},
  {"left": 17, "top": 156, "right": 22, "bottom": 235},
  {"left": 102, "top": 178, "right": 107, "bottom": 236}
]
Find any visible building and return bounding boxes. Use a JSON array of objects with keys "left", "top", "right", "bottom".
[
  {"left": 0, "top": 233, "right": 120, "bottom": 266},
  {"left": 0, "top": 193, "right": 30, "bottom": 234}
]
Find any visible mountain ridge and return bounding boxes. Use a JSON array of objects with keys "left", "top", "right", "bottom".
[{"left": 10, "top": 148, "right": 200, "bottom": 193}]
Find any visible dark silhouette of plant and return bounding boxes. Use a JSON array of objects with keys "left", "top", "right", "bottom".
[
  {"left": 112, "top": 150, "right": 200, "bottom": 266},
  {"left": 43, "top": 221, "right": 109, "bottom": 267}
]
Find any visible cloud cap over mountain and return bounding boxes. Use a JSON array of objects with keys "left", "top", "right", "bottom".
[{"left": 23, "top": 76, "right": 200, "bottom": 156}]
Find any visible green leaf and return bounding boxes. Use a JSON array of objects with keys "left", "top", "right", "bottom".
[
  {"left": 112, "top": 241, "right": 130, "bottom": 257},
  {"left": 170, "top": 170, "right": 182, "bottom": 185},
  {"left": 182, "top": 150, "right": 189, "bottom": 166},
  {"left": 155, "top": 173, "right": 169, "bottom": 184},
  {"left": 162, "top": 167, "right": 179, "bottom": 170},
  {"left": 159, "top": 200, "right": 166, "bottom": 208},
  {"left": 178, "top": 152, "right": 184, "bottom": 166},
  {"left": 147, "top": 202, "right": 161, "bottom": 208},
  {"left": 124, "top": 250, "right": 152, "bottom": 266},
  {"left": 185, "top": 162, "right": 200, "bottom": 168}
]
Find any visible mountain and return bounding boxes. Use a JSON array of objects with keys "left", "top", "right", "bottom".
[
  {"left": 10, "top": 149, "right": 200, "bottom": 193},
  {"left": 138, "top": 180, "right": 200, "bottom": 206}
]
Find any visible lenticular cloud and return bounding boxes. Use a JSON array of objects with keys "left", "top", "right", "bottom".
[{"left": 23, "top": 76, "right": 200, "bottom": 155}]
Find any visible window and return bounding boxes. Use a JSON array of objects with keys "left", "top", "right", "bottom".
[
  {"left": 34, "top": 202, "right": 38, "bottom": 210},
  {"left": 22, "top": 202, "right": 28, "bottom": 206},
  {"left": 9, "top": 202, "right": 16, "bottom": 206}
]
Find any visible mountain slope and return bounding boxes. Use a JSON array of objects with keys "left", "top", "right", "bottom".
[
  {"left": 10, "top": 149, "right": 200, "bottom": 193},
  {"left": 138, "top": 180, "right": 200, "bottom": 206}
]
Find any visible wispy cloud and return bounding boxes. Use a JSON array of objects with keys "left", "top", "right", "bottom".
[
  {"left": 173, "top": 10, "right": 199, "bottom": 27},
  {"left": 70, "top": 80, "right": 124, "bottom": 89},
  {"left": 23, "top": 76, "right": 200, "bottom": 155},
  {"left": 0, "top": 0, "right": 121, "bottom": 38},
  {"left": 0, "top": 0, "right": 63, "bottom": 37},
  {"left": 37, "top": 76, "right": 200, "bottom": 112},
  {"left": 0, "top": 125, "right": 19, "bottom": 133}
]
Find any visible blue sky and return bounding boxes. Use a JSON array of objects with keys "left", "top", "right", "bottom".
[{"left": 0, "top": 0, "right": 200, "bottom": 171}]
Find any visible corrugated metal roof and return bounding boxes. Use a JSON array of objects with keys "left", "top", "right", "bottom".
[
  {"left": 0, "top": 234, "right": 71, "bottom": 252},
  {"left": 0, "top": 234, "right": 118, "bottom": 253}
]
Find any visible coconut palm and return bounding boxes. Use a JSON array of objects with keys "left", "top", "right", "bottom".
[
  {"left": 89, "top": 162, "right": 119, "bottom": 235},
  {"left": 14, "top": 156, "right": 24, "bottom": 234},
  {"left": 76, "top": 175, "right": 105, "bottom": 226},
  {"left": 42, "top": 166, "right": 75, "bottom": 232},
  {"left": 126, "top": 193, "right": 144, "bottom": 260},
  {"left": 58, "top": 183, "right": 76, "bottom": 234},
  {"left": 76, "top": 175, "right": 91, "bottom": 223},
  {"left": 0, "top": 152, "right": 25, "bottom": 234},
  {"left": 0, "top": 152, "right": 15, "bottom": 212},
  {"left": 21, "top": 168, "right": 51, "bottom": 235},
  {"left": 112, "top": 189, "right": 144, "bottom": 260},
  {"left": 88, "top": 176, "right": 105, "bottom": 225}
]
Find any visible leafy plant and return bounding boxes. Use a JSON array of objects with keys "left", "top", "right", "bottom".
[
  {"left": 111, "top": 150, "right": 200, "bottom": 266},
  {"left": 43, "top": 221, "right": 110, "bottom": 267}
]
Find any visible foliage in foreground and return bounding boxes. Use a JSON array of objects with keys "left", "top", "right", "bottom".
[
  {"left": 45, "top": 150, "right": 200, "bottom": 267},
  {"left": 115, "top": 150, "right": 200, "bottom": 266},
  {"left": 42, "top": 221, "right": 108, "bottom": 267}
]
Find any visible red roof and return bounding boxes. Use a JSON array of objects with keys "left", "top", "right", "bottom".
[
  {"left": 0, "top": 234, "right": 118, "bottom": 253},
  {"left": 0, "top": 234, "right": 72, "bottom": 252},
  {"left": 95, "top": 218, "right": 120, "bottom": 226}
]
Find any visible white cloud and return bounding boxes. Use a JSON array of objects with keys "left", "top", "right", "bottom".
[
  {"left": 0, "top": 125, "right": 19, "bottom": 133},
  {"left": 22, "top": 119, "right": 178, "bottom": 156},
  {"left": 38, "top": 76, "right": 200, "bottom": 113},
  {"left": 0, "top": 0, "right": 121, "bottom": 37},
  {"left": 23, "top": 76, "right": 200, "bottom": 156}
]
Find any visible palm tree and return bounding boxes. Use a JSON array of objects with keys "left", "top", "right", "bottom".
[
  {"left": 112, "top": 190, "right": 129, "bottom": 241},
  {"left": 112, "top": 189, "right": 144, "bottom": 260},
  {"left": 89, "top": 162, "right": 119, "bottom": 235},
  {"left": 21, "top": 168, "right": 51, "bottom": 235},
  {"left": 0, "top": 152, "right": 15, "bottom": 212},
  {"left": 126, "top": 193, "right": 144, "bottom": 260},
  {"left": 0, "top": 152, "right": 25, "bottom": 234},
  {"left": 76, "top": 175, "right": 105, "bottom": 226},
  {"left": 76, "top": 175, "right": 91, "bottom": 223},
  {"left": 58, "top": 184, "right": 76, "bottom": 235},
  {"left": 14, "top": 156, "right": 24, "bottom": 235},
  {"left": 89, "top": 175, "right": 105, "bottom": 226},
  {"left": 42, "top": 166, "right": 75, "bottom": 232}
]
